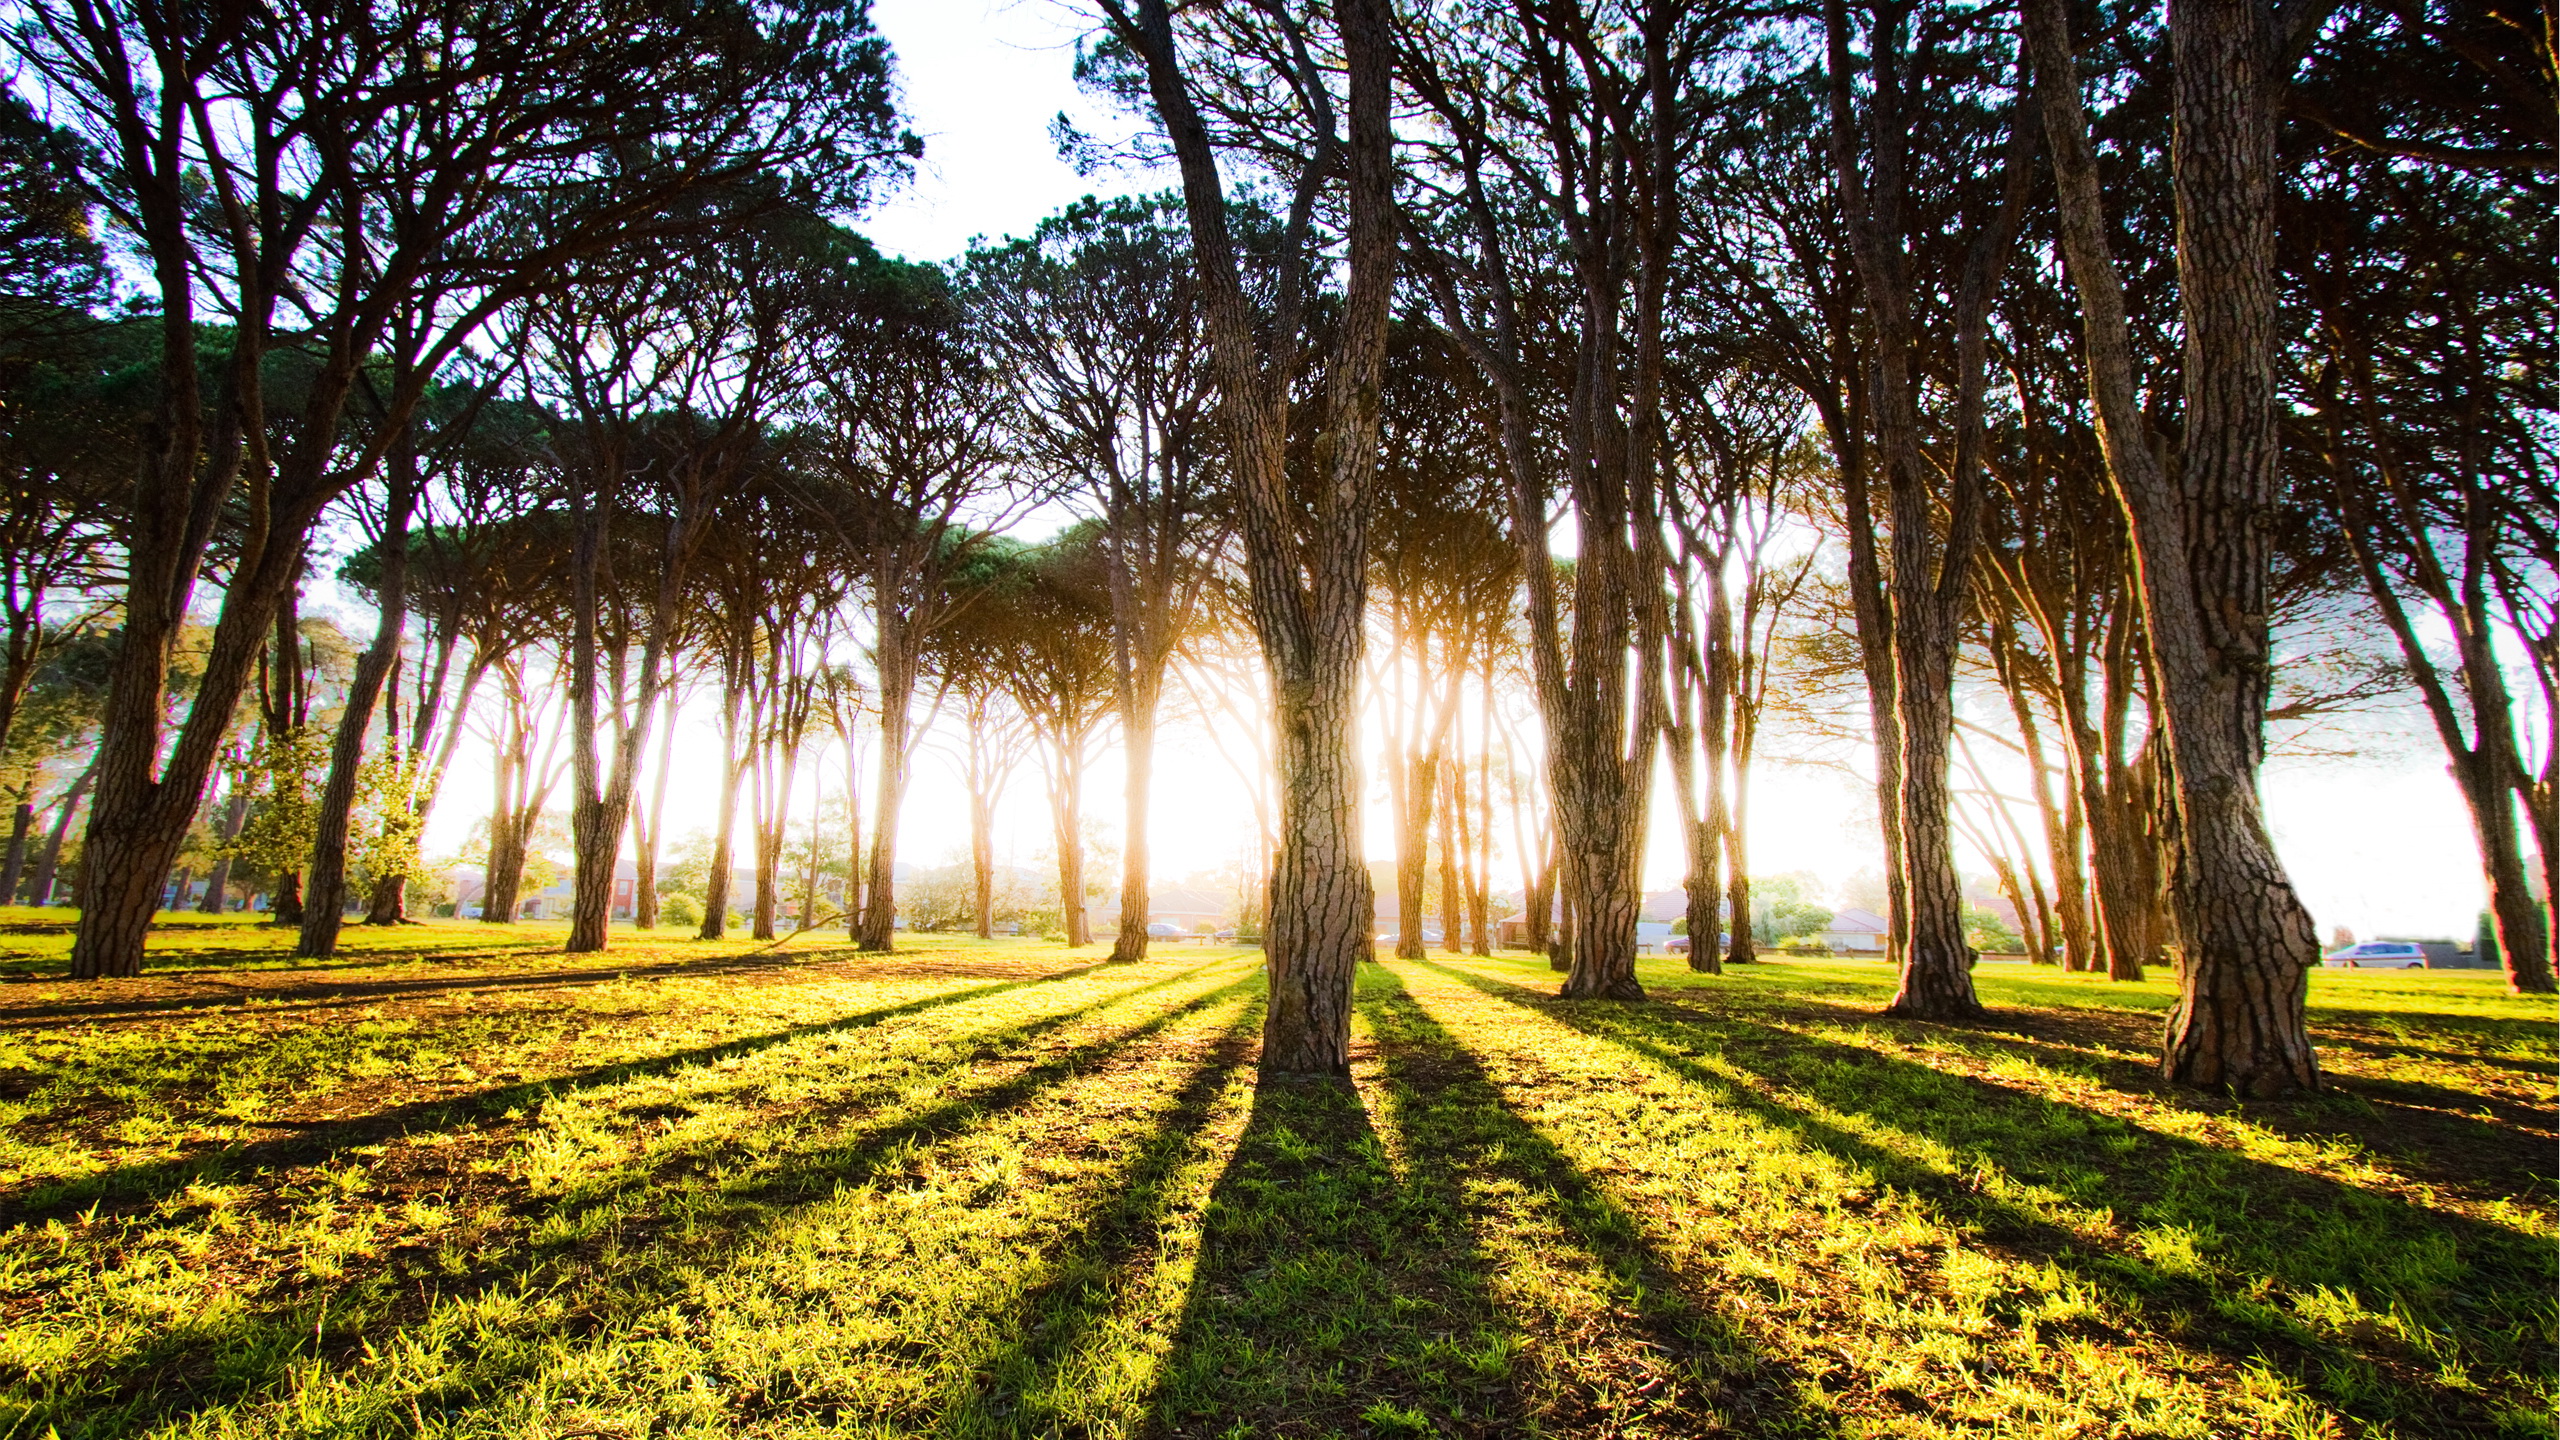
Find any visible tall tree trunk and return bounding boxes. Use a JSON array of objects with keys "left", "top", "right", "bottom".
[
  {"left": 1047, "top": 736, "right": 1088, "bottom": 946},
  {"left": 1118, "top": 0, "right": 1394, "bottom": 1073},
  {"left": 199, "top": 791, "right": 246, "bottom": 912},
  {"left": 2029, "top": 0, "right": 2322, "bottom": 1089},
  {"left": 1438, "top": 757, "right": 1465, "bottom": 956},
  {"left": 633, "top": 682, "right": 677, "bottom": 930},
  {"left": 300, "top": 466, "right": 416, "bottom": 959},
  {"left": 1394, "top": 747, "right": 1436, "bottom": 961}
]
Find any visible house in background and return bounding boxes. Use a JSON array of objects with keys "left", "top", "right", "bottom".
[{"left": 1816, "top": 907, "right": 1890, "bottom": 953}]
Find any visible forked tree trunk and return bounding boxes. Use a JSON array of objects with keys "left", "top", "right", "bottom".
[
  {"left": 1119, "top": 0, "right": 1394, "bottom": 1073},
  {"left": 2029, "top": 0, "right": 2321, "bottom": 1090}
]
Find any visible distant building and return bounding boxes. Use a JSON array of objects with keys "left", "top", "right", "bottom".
[{"left": 1816, "top": 907, "right": 1890, "bottom": 953}]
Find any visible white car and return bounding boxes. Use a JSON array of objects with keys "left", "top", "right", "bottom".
[{"left": 2321, "top": 941, "right": 2426, "bottom": 969}]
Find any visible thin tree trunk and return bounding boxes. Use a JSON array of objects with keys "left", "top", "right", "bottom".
[
  {"left": 1108, "top": 686, "right": 1158, "bottom": 962},
  {"left": 703, "top": 673, "right": 747, "bottom": 941},
  {"left": 0, "top": 800, "right": 31, "bottom": 905},
  {"left": 300, "top": 465, "right": 416, "bottom": 959},
  {"left": 634, "top": 681, "right": 678, "bottom": 930},
  {"left": 29, "top": 759, "right": 95, "bottom": 906},
  {"left": 858, "top": 624, "right": 916, "bottom": 952}
]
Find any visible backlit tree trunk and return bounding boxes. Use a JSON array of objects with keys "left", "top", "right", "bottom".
[
  {"left": 1108, "top": 687, "right": 1158, "bottom": 960},
  {"left": 1115, "top": 0, "right": 1396, "bottom": 1072},
  {"left": 2030, "top": 0, "right": 2323, "bottom": 1090}
]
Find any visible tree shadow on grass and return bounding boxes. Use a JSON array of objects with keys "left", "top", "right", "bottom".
[
  {"left": 0, "top": 943, "right": 1085, "bottom": 1028},
  {"left": 11, "top": 971, "right": 1262, "bottom": 1437},
  {"left": 0, "top": 957, "right": 1143, "bottom": 1226},
  {"left": 1426, "top": 960, "right": 2554, "bottom": 1438},
  {"left": 1130, "top": 966, "right": 1835, "bottom": 1440}
]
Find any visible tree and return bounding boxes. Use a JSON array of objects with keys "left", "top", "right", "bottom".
[
  {"left": 2024, "top": 0, "right": 2335, "bottom": 1091},
  {"left": 11, "top": 0, "right": 914, "bottom": 978},
  {"left": 1100, "top": 0, "right": 1397, "bottom": 1072},
  {"left": 790, "top": 251, "right": 1026, "bottom": 952},
  {"left": 970, "top": 194, "right": 1227, "bottom": 965}
]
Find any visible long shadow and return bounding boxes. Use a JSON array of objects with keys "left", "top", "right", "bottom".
[
  {"left": 1426, "top": 959, "right": 2554, "bottom": 1437},
  {"left": 1678, "top": 994, "right": 2558, "bottom": 1190},
  {"left": 925, "top": 995, "right": 1264, "bottom": 1435},
  {"left": 0, "top": 957, "right": 1145, "bottom": 1226},
  {"left": 1131, "top": 967, "right": 1835, "bottom": 1440},
  {"left": 18, "top": 969, "right": 1263, "bottom": 1436},
  {"left": 0, "top": 944, "right": 1050, "bottom": 1028}
]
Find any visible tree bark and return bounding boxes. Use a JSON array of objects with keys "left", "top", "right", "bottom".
[
  {"left": 857, "top": 619, "right": 916, "bottom": 952},
  {"left": 2029, "top": 0, "right": 2323, "bottom": 1089},
  {"left": 29, "top": 758, "right": 93, "bottom": 907},
  {"left": 703, "top": 671, "right": 748, "bottom": 940},
  {"left": 1114, "top": 0, "right": 1395, "bottom": 1071}
]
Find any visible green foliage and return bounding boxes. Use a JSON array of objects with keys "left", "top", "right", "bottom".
[
  {"left": 218, "top": 728, "right": 327, "bottom": 883},
  {"left": 348, "top": 752, "right": 431, "bottom": 891},
  {"left": 1963, "top": 905, "right": 2025, "bottom": 954},
  {"left": 658, "top": 893, "right": 704, "bottom": 927},
  {"left": 2475, "top": 910, "right": 2499, "bottom": 970}
]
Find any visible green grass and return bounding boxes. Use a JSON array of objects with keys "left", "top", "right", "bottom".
[{"left": 0, "top": 917, "right": 2547, "bottom": 1437}]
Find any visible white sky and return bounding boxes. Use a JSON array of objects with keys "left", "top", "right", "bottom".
[{"left": 388, "top": 0, "right": 2510, "bottom": 943}]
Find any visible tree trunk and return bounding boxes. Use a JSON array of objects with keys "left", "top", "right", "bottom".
[
  {"left": 28, "top": 760, "right": 93, "bottom": 907},
  {"left": 1048, "top": 738, "right": 1089, "bottom": 947},
  {"left": 1119, "top": 0, "right": 1392, "bottom": 1073},
  {"left": 271, "top": 869, "right": 304, "bottom": 926},
  {"left": 703, "top": 678, "right": 747, "bottom": 940},
  {"left": 1438, "top": 758, "right": 1465, "bottom": 957},
  {"left": 363, "top": 873, "right": 405, "bottom": 925},
  {"left": 1394, "top": 747, "right": 1435, "bottom": 961},
  {"left": 1108, "top": 688, "right": 1158, "bottom": 962},
  {"left": 0, "top": 800, "right": 31, "bottom": 905},
  {"left": 857, "top": 632, "right": 915, "bottom": 952},
  {"left": 199, "top": 790, "right": 247, "bottom": 912},
  {"left": 1260, "top": 661, "right": 1372, "bottom": 1071},
  {"left": 634, "top": 683, "right": 677, "bottom": 930},
  {"left": 298, "top": 466, "right": 415, "bottom": 958},
  {"left": 2029, "top": 0, "right": 2321, "bottom": 1089}
]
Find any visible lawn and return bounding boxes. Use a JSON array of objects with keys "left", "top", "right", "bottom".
[{"left": 0, "top": 913, "right": 2548, "bottom": 1438}]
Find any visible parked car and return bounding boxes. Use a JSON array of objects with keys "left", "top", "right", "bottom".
[
  {"left": 2322, "top": 941, "right": 2426, "bottom": 969},
  {"left": 1147, "top": 921, "right": 1189, "bottom": 938}
]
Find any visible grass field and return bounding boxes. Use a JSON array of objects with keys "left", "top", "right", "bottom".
[{"left": 0, "top": 912, "right": 2548, "bottom": 1438}]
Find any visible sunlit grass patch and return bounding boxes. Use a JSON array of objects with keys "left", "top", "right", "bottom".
[{"left": 0, "top": 919, "right": 2547, "bottom": 1437}]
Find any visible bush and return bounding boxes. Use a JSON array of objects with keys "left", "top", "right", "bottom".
[
  {"left": 660, "top": 893, "right": 703, "bottom": 928},
  {"left": 1776, "top": 936, "right": 1831, "bottom": 956}
]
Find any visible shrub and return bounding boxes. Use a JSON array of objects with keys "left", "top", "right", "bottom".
[{"left": 660, "top": 893, "right": 704, "bottom": 928}]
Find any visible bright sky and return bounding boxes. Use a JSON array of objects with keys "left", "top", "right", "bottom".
[{"left": 394, "top": 0, "right": 2506, "bottom": 944}]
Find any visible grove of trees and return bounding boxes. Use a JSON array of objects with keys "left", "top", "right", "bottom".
[{"left": 0, "top": 0, "right": 2548, "bottom": 1097}]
